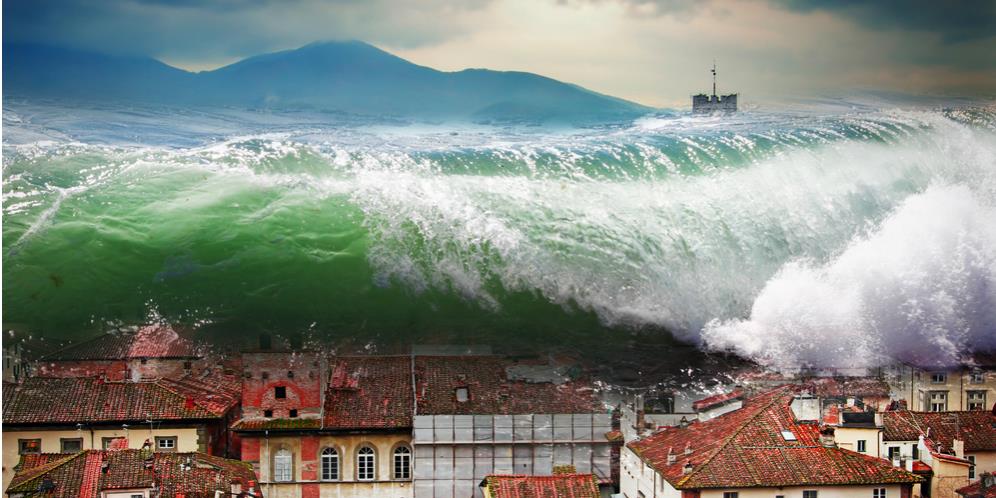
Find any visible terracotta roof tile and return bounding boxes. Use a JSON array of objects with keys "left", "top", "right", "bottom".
[
  {"left": 484, "top": 474, "right": 600, "bottom": 498},
  {"left": 627, "top": 387, "right": 923, "bottom": 489},
  {"left": 156, "top": 372, "right": 241, "bottom": 417},
  {"left": 41, "top": 325, "right": 198, "bottom": 361},
  {"left": 414, "top": 356, "right": 600, "bottom": 415},
  {"left": 958, "top": 475, "right": 996, "bottom": 498},
  {"left": 7, "top": 449, "right": 258, "bottom": 497},
  {"left": 883, "top": 411, "right": 996, "bottom": 451},
  {"left": 3, "top": 377, "right": 220, "bottom": 425},
  {"left": 324, "top": 355, "right": 413, "bottom": 429}
]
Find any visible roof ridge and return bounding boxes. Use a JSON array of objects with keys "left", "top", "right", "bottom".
[
  {"left": 39, "top": 332, "right": 118, "bottom": 360},
  {"left": 676, "top": 386, "right": 792, "bottom": 489}
]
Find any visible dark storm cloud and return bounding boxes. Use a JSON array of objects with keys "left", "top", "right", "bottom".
[
  {"left": 775, "top": 0, "right": 996, "bottom": 43},
  {"left": 3, "top": 0, "right": 492, "bottom": 63}
]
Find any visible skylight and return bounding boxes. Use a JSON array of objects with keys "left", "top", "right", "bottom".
[{"left": 781, "top": 430, "right": 797, "bottom": 441}]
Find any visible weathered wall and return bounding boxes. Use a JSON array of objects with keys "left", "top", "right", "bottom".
[
  {"left": 242, "top": 432, "right": 413, "bottom": 498},
  {"left": 241, "top": 352, "right": 323, "bottom": 419}
]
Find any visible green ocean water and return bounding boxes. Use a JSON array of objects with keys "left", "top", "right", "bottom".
[{"left": 4, "top": 101, "right": 995, "bottom": 367}]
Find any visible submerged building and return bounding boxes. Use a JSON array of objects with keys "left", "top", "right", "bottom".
[{"left": 692, "top": 63, "right": 737, "bottom": 113}]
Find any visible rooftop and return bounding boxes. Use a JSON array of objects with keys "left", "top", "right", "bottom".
[
  {"left": 414, "top": 355, "right": 600, "bottom": 415},
  {"left": 3, "top": 376, "right": 235, "bottom": 425},
  {"left": 804, "top": 377, "right": 891, "bottom": 399},
  {"left": 482, "top": 473, "right": 600, "bottom": 498},
  {"left": 692, "top": 389, "right": 744, "bottom": 412},
  {"left": 324, "top": 355, "right": 414, "bottom": 430},
  {"left": 883, "top": 410, "right": 996, "bottom": 451},
  {"left": 40, "top": 324, "right": 199, "bottom": 361},
  {"left": 627, "top": 387, "right": 923, "bottom": 489},
  {"left": 958, "top": 474, "right": 996, "bottom": 498},
  {"left": 7, "top": 449, "right": 258, "bottom": 497}
]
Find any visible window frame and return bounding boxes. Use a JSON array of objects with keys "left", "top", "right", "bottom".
[
  {"left": 18, "top": 438, "right": 41, "bottom": 455},
  {"left": 155, "top": 436, "right": 178, "bottom": 452},
  {"left": 321, "top": 446, "right": 340, "bottom": 481},
  {"left": 857, "top": 440, "right": 867, "bottom": 453},
  {"left": 970, "top": 371, "right": 985, "bottom": 384},
  {"left": 967, "top": 390, "right": 987, "bottom": 411},
  {"left": 393, "top": 444, "right": 412, "bottom": 480},
  {"left": 722, "top": 492, "right": 739, "bottom": 498},
  {"left": 274, "top": 385, "right": 287, "bottom": 399},
  {"left": 873, "top": 488, "right": 886, "bottom": 498},
  {"left": 929, "top": 390, "right": 948, "bottom": 412},
  {"left": 930, "top": 372, "right": 947, "bottom": 384},
  {"left": 273, "top": 447, "right": 294, "bottom": 482},
  {"left": 968, "top": 455, "right": 976, "bottom": 479},
  {"left": 101, "top": 437, "right": 125, "bottom": 450},
  {"left": 887, "top": 446, "right": 901, "bottom": 461},
  {"left": 60, "top": 437, "right": 84, "bottom": 453},
  {"left": 357, "top": 445, "right": 376, "bottom": 481},
  {"left": 803, "top": 490, "right": 819, "bottom": 498}
]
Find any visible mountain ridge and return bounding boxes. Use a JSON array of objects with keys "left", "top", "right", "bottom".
[{"left": 3, "top": 40, "right": 651, "bottom": 123}]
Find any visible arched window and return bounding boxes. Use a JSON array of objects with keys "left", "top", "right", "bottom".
[
  {"left": 273, "top": 448, "right": 293, "bottom": 482},
  {"left": 321, "top": 447, "right": 339, "bottom": 481},
  {"left": 357, "top": 446, "right": 375, "bottom": 481},
  {"left": 393, "top": 445, "right": 411, "bottom": 480}
]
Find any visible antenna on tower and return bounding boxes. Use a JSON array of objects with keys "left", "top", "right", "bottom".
[{"left": 712, "top": 60, "right": 717, "bottom": 97}]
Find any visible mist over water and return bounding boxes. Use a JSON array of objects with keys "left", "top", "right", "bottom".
[{"left": 4, "top": 100, "right": 995, "bottom": 368}]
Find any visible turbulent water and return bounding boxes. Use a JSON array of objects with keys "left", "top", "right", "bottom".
[{"left": 4, "top": 98, "right": 995, "bottom": 370}]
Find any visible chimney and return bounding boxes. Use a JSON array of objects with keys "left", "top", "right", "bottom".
[
  {"left": 790, "top": 393, "right": 820, "bottom": 422},
  {"left": 667, "top": 447, "right": 676, "bottom": 465},
  {"left": 819, "top": 426, "right": 836, "bottom": 447},
  {"left": 635, "top": 395, "right": 646, "bottom": 431},
  {"left": 953, "top": 439, "right": 965, "bottom": 458},
  {"left": 682, "top": 462, "right": 694, "bottom": 475},
  {"left": 679, "top": 416, "right": 690, "bottom": 429},
  {"left": 982, "top": 473, "right": 995, "bottom": 490}
]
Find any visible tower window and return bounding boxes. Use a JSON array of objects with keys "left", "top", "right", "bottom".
[{"left": 275, "top": 386, "right": 286, "bottom": 399}]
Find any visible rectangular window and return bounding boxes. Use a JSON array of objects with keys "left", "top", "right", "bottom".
[
  {"left": 274, "top": 450, "right": 293, "bottom": 482},
  {"left": 968, "top": 455, "right": 976, "bottom": 479},
  {"left": 804, "top": 491, "right": 818, "bottom": 498},
  {"left": 102, "top": 437, "right": 125, "bottom": 449},
  {"left": 155, "top": 436, "right": 177, "bottom": 452},
  {"left": 874, "top": 489, "right": 886, "bottom": 498},
  {"left": 723, "top": 493, "right": 739, "bottom": 498},
  {"left": 912, "top": 445, "right": 919, "bottom": 459},
  {"left": 929, "top": 391, "right": 947, "bottom": 412},
  {"left": 18, "top": 439, "right": 41, "bottom": 455},
  {"left": 968, "top": 391, "right": 987, "bottom": 410},
  {"left": 60, "top": 438, "right": 83, "bottom": 453},
  {"left": 971, "top": 371, "right": 985, "bottom": 384},
  {"left": 888, "top": 447, "right": 901, "bottom": 460},
  {"left": 275, "top": 386, "right": 287, "bottom": 399},
  {"left": 857, "top": 440, "right": 867, "bottom": 453},
  {"left": 931, "top": 373, "right": 947, "bottom": 384}
]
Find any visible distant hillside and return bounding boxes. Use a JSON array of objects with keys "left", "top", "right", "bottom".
[{"left": 3, "top": 41, "right": 650, "bottom": 123}]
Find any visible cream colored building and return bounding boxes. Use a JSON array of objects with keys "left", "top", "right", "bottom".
[
  {"left": 2, "top": 376, "right": 240, "bottom": 492},
  {"left": 888, "top": 365, "right": 995, "bottom": 412}
]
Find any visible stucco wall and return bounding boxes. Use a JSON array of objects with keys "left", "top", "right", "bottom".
[
  {"left": 836, "top": 427, "right": 883, "bottom": 458},
  {"left": 968, "top": 450, "right": 996, "bottom": 477},
  {"left": 3, "top": 427, "right": 201, "bottom": 492},
  {"left": 701, "top": 485, "right": 908, "bottom": 498},
  {"left": 248, "top": 433, "right": 412, "bottom": 498}
]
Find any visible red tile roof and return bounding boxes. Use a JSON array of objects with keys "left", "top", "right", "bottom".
[
  {"left": 414, "top": 356, "right": 600, "bottom": 415},
  {"left": 692, "top": 389, "right": 744, "bottom": 412},
  {"left": 157, "top": 372, "right": 242, "bottom": 417},
  {"left": 803, "top": 377, "right": 891, "bottom": 398},
  {"left": 627, "top": 387, "right": 923, "bottom": 489},
  {"left": 324, "top": 355, "right": 414, "bottom": 430},
  {"left": 41, "top": 324, "right": 199, "bottom": 361},
  {"left": 483, "top": 474, "right": 600, "bottom": 498},
  {"left": 8, "top": 449, "right": 258, "bottom": 497},
  {"left": 883, "top": 411, "right": 996, "bottom": 451},
  {"left": 958, "top": 475, "right": 996, "bottom": 498},
  {"left": 3, "top": 377, "right": 222, "bottom": 425}
]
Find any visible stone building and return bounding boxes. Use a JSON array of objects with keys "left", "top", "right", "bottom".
[{"left": 232, "top": 353, "right": 414, "bottom": 498}]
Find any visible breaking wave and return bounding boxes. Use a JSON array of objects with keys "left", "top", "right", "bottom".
[{"left": 3, "top": 101, "right": 995, "bottom": 367}]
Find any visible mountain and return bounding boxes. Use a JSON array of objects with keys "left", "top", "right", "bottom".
[{"left": 3, "top": 41, "right": 650, "bottom": 123}]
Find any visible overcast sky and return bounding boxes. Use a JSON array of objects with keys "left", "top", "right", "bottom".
[{"left": 5, "top": 0, "right": 994, "bottom": 107}]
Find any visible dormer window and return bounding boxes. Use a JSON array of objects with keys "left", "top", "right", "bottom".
[{"left": 455, "top": 387, "right": 469, "bottom": 402}]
